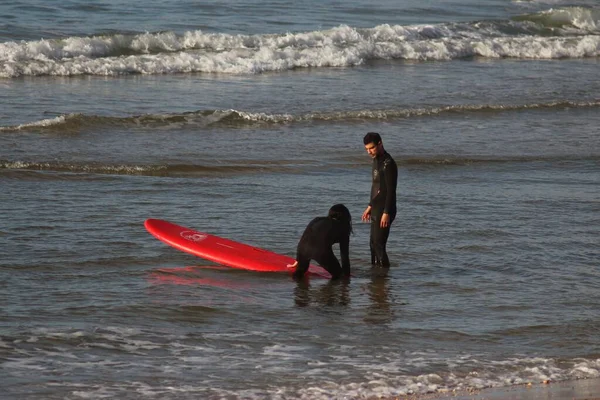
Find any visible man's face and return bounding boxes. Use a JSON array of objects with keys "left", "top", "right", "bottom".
[{"left": 365, "top": 142, "right": 382, "bottom": 159}]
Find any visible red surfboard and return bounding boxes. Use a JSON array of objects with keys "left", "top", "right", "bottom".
[{"left": 144, "top": 219, "right": 331, "bottom": 278}]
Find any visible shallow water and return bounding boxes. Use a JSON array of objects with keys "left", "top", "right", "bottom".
[{"left": 2, "top": 0, "right": 600, "bottom": 398}]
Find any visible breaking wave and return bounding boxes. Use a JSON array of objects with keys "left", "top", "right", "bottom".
[
  {"left": 2, "top": 154, "right": 598, "bottom": 178},
  {"left": 1, "top": 100, "right": 598, "bottom": 133},
  {"left": 1, "top": 7, "right": 598, "bottom": 77}
]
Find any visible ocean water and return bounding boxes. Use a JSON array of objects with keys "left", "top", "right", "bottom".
[{"left": 1, "top": 0, "right": 599, "bottom": 399}]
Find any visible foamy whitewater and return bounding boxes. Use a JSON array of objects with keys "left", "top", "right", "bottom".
[
  {"left": 1, "top": 6, "right": 600, "bottom": 77},
  {"left": 1, "top": 0, "right": 599, "bottom": 399}
]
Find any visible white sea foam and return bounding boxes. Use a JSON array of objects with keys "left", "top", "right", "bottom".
[
  {"left": 3, "top": 33, "right": 597, "bottom": 78},
  {"left": 5, "top": 330, "right": 600, "bottom": 399},
  {"left": 262, "top": 343, "right": 314, "bottom": 359},
  {"left": 1, "top": 13, "right": 598, "bottom": 77},
  {"left": 0, "top": 115, "right": 67, "bottom": 130},
  {"left": 542, "top": 7, "right": 600, "bottom": 31}
]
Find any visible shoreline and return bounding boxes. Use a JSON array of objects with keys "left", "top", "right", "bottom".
[{"left": 385, "top": 378, "right": 600, "bottom": 400}]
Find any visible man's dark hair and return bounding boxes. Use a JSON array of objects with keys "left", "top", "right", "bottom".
[{"left": 363, "top": 132, "right": 382, "bottom": 146}]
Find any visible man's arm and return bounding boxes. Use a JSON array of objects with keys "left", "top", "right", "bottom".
[{"left": 383, "top": 158, "right": 398, "bottom": 214}]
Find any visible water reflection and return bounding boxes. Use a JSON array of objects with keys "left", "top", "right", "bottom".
[
  {"left": 364, "top": 267, "right": 393, "bottom": 324},
  {"left": 294, "top": 277, "right": 350, "bottom": 307},
  {"left": 293, "top": 266, "right": 395, "bottom": 322},
  {"left": 147, "top": 266, "right": 254, "bottom": 289}
]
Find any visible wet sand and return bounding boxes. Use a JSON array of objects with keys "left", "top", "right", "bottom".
[{"left": 387, "top": 378, "right": 600, "bottom": 400}]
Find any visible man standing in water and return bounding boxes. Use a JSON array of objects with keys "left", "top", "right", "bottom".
[{"left": 362, "top": 132, "right": 398, "bottom": 267}]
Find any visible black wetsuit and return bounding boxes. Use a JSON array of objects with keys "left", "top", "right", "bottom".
[
  {"left": 293, "top": 216, "right": 351, "bottom": 280},
  {"left": 369, "top": 151, "right": 398, "bottom": 267}
]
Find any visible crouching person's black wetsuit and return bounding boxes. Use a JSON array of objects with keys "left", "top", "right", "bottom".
[{"left": 292, "top": 204, "right": 352, "bottom": 280}]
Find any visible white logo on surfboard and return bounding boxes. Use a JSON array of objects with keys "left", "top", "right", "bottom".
[{"left": 181, "top": 231, "right": 208, "bottom": 242}]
